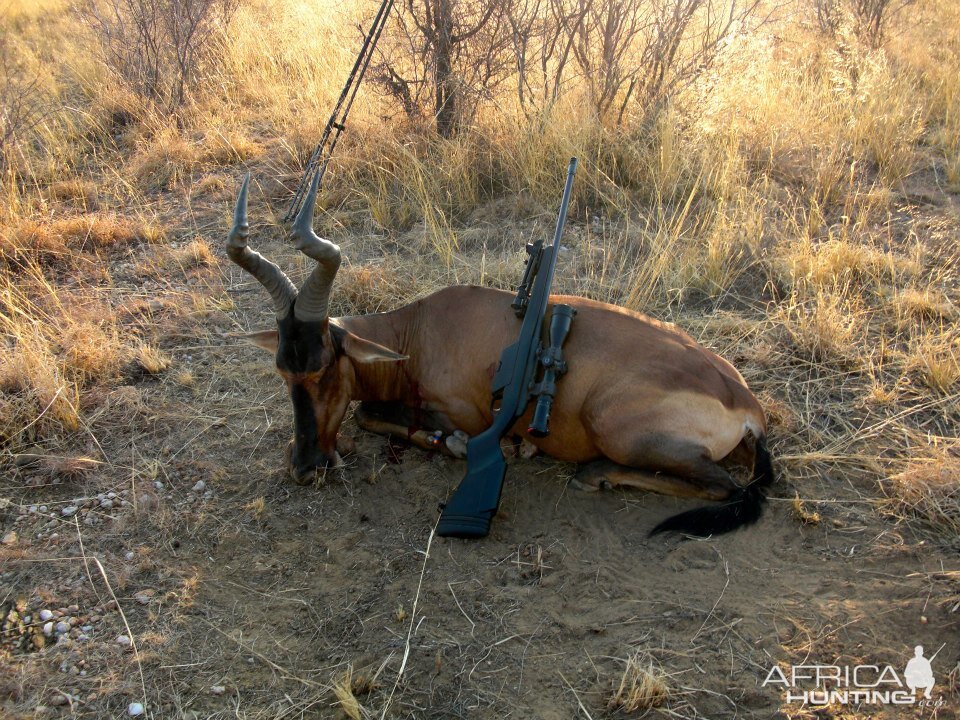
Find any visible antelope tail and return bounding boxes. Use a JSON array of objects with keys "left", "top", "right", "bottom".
[{"left": 650, "top": 436, "right": 775, "bottom": 537}]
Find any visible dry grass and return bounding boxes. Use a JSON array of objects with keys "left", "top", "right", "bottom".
[
  {"left": 0, "top": 214, "right": 163, "bottom": 268},
  {"left": 131, "top": 343, "right": 170, "bottom": 375},
  {"left": 883, "top": 459, "right": 960, "bottom": 541},
  {"left": 606, "top": 652, "right": 670, "bottom": 714}
]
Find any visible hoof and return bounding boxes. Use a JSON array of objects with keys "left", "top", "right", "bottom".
[
  {"left": 445, "top": 430, "right": 468, "bottom": 459},
  {"left": 519, "top": 438, "right": 539, "bottom": 459},
  {"left": 568, "top": 477, "right": 600, "bottom": 493},
  {"left": 336, "top": 434, "right": 357, "bottom": 456}
]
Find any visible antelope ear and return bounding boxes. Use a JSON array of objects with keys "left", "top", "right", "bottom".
[
  {"left": 239, "top": 330, "right": 279, "bottom": 353},
  {"left": 340, "top": 331, "right": 407, "bottom": 364}
]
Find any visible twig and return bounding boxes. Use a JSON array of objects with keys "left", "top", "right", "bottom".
[
  {"left": 447, "top": 581, "right": 476, "bottom": 636},
  {"left": 73, "top": 525, "right": 149, "bottom": 718},
  {"left": 691, "top": 552, "right": 730, "bottom": 643},
  {"left": 202, "top": 619, "right": 329, "bottom": 689},
  {"left": 558, "top": 670, "right": 595, "bottom": 719},
  {"left": 379, "top": 518, "right": 438, "bottom": 720}
]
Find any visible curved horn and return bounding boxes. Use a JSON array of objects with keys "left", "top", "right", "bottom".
[
  {"left": 290, "top": 170, "right": 341, "bottom": 322},
  {"left": 226, "top": 174, "right": 298, "bottom": 318}
]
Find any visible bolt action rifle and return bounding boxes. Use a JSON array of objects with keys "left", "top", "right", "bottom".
[{"left": 437, "top": 157, "right": 578, "bottom": 539}]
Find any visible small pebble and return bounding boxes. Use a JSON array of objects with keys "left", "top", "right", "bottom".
[
  {"left": 154, "top": 481, "right": 164, "bottom": 490},
  {"left": 39, "top": 505, "right": 47, "bottom": 512},
  {"left": 124, "top": 551, "right": 136, "bottom": 561},
  {"left": 39, "top": 609, "right": 54, "bottom": 621},
  {"left": 61, "top": 506, "right": 78, "bottom": 517},
  {"left": 210, "top": 685, "right": 226, "bottom": 695},
  {"left": 128, "top": 702, "right": 145, "bottom": 716},
  {"left": 55, "top": 621, "right": 70, "bottom": 634},
  {"left": 28, "top": 505, "right": 38, "bottom": 513},
  {"left": 81, "top": 625, "right": 93, "bottom": 633},
  {"left": 43, "top": 621, "right": 54, "bottom": 636},
  {"left": 100, "top": 499, "right": 113, "bottom": 509},
  {"left": 116, "top": 635, "right": 131, "bottom": 647},
  {"left": 1, "top": 531, "right": 16, "bottom": 545},
  {"left": 191, "top": 480, "right": 206, "bottom": 492}
]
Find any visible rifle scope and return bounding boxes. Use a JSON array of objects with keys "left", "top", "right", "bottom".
[{"left": 528, "top": 303, "right": 575, "bottom": 438}]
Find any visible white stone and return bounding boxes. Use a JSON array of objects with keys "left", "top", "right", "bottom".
[
  {"left": 191, "top": 480, "right": 206, "bottom": 492},
  {"left": 42, "top": 621, "right": 54, "bottom": 636},
  {"left": 124, "top": 551, "right": 136, "bottom": 561},
  {"left": 39, "top": 609, "right": 53, "bottom": 621},
  {"left": 61, "top": 506, "right": 78, "bottom": 517},
  {"left": 116, "top": 634, "right": 131, "bottom": 647},
  {"left": 128, "top": 702, "right": 145, "bottom": 716},
  {"left": 55, "top": 621, "right": 70, "bottom": 634}
]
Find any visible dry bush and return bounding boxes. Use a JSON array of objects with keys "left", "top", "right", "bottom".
[
  {"left": 372, "top": 0, "right": 513, "bottom": 135},
  {"left": 814, "top": 0, "right": 917, "bottom": 48},
  {"left": 568, "top": 0, "right": 761, "bottom": 122},
  {"left": 77, "top": 0, "right": 239, "bottom": 113},
  {"left": 0, "top": 28, "right": 47, "bottom": 165}
]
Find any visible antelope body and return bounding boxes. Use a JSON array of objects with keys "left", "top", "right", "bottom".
[{"left": 229, "top": 174, "right": 774, "bottom": 536}]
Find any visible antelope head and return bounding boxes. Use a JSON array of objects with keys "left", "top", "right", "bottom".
[{"left": 228, "top": 173, "right": 405, "bottom": 484}]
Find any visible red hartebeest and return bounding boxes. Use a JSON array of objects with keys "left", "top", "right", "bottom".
[{"left": 228, "top": 174, "right": 773, "bottom": 536}]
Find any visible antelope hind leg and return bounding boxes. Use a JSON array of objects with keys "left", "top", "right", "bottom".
[{"left": 573, "top": 459, "right": 736, "bottom": 501}]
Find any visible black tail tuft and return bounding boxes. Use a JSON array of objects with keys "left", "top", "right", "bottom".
[{"left": 650, "top": 436, "right": 774, "bottom": 538}]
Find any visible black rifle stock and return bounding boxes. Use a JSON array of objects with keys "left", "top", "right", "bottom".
[{"left": 437, "top": 157, "right": 578, "bottom": 539}]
